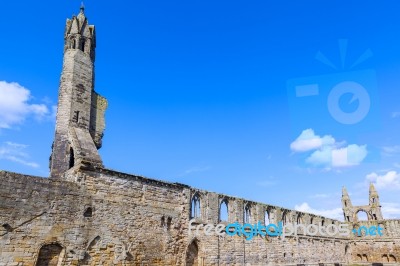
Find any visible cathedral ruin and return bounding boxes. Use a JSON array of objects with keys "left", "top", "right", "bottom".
[{"left": 1, "top": 6, "right": 400, "bottom": 266}]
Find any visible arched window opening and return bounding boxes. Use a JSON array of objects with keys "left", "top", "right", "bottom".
[
  {"left": 373, "top": 214, "right": 377, "bottom": 220},
  {"left": 356, "top": 254, "right": 362, "bottom": 261},
  {"left": 190, "top": 194, "right": 201, "bottom": 219},
  {"left": 72, "top": 39, "right": 76, "bottom": 49},
  {"left": 362, "top": 254, "right": 368, "bottom": 262},
  {"left": 282, "top": 212, "right": 287, "bottom": 225},
  {"left": 264, "top": 210, "right": 270, "bottom": 225},
  {"left": 69, "top": 147, "right": 75, "bottom": 169},
  {"left": 35, "top": 243, "right": 64, "bottom": 266},
  {"left": 372, "top": 197, "right": 376, "bottom": 203},
  {"left": 382, "top": 255, "right": 389, "bottom": 262},
  {"left": 296, "top": 214, "right": 302, "bottom": 224},
  {"left": 186, "top": 240, "right": 199, "bottom": 266},
  {"left": 161, "top": 216, "right": 165, "bottom": 227},
  {"left": 357, "top": 210, "right": 368, "bottom": 221},
  {"left": 84, "top": 207, "right": 93, "bottom": 218},
  {"left": 244, "top": 204, "right": 251, "bottom": 223},
  {"left": 389, "top": 255, "right": 397, "bottom": 262},
  {"left": 81, "top": 40, "right": 86, "bottom": 52},
  {"left": 219, "top": 200, "right": 228, "bottom": 222},
  {"left": 321, "top": 219, "right": 325, "bottom": 226},
  {"left": 167, "top": 217, "right": 172, "bottom": 230},
  {"left": 344, "top": 201, "right": 347, "bottom": 207}
]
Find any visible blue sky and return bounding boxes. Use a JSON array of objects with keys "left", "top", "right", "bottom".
[{"left": 1, "top": 0, "right": 400, "bottom": 220}]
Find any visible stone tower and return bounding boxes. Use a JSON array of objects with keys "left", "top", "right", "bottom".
[
  {"left": 368, "top": 183, "right": 383, "bottom": 220},
  {"left": 50, "top": 4, "right": 107, "bottom": 178},
  {"left": 342, "top": 184, "right": 383, "bottom": 222},
  {"left": 342, "top": 186, "right": 353, "bottom": 222}
]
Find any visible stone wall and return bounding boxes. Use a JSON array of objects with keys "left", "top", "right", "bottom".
[{"left": 1, "top": 168, "right": 400, "bottom": 265}]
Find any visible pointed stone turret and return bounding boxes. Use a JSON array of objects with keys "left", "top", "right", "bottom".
[
  {"left": 369, "top": 183, "right": 383, "bottom": 220},
  {"left": 342, "top": 186, "right": 354, "bottom": 222}
]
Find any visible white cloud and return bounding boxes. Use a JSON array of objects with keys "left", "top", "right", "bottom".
[
  {"left": 0, "top": 81, "right": 50, "bottom": 129},
  {"left": 381, "top": 202, "right": 400, "bottom": 219},
  {"left": 290, "top": 129, "right": 335, "bottom": 152},
  {"left": 366, "top": 171, "right": 400, "bottom": 190},
  {"left": 306, "top": 144, "right": 367, "bottom": 167},
  {"left": 0, "top": 141, "right": 39, "bottom": 168},
  {"left": 290, "top": 129, "right": 367, "bottom": 168},
  {"left": 295, "top": 202, "right": 343, "bottom": 220}
]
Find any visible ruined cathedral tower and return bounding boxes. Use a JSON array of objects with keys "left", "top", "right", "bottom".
[
  {"left": 50, "top": 5, "right": 107, "bottom": 178},
  {"left": 342, "top": 184, "right": 383, "bottom": 222}
]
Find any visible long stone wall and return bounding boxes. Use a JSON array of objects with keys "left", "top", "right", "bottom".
[{"left": 1, "top": 167, "right": 399, "bottom": 265}]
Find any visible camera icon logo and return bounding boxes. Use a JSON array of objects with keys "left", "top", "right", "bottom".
[
  {"left": 287, "top": 40, "right": 381, "bottom": 140},
  {"left": 327, "top": 80, "right": 370, "bottom": 125}
]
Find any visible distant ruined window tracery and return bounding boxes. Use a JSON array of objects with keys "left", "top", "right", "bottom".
[{"left": 190, "top": 194, "right": 201, "bottom": 219}]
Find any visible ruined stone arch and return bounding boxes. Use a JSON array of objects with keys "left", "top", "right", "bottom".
[
  {"left": 185, "top": 239, "right": 199, "bottom": 266},
  {"left": 382, "top": 254, "right": 389, "bottom": 262},
  {"left": 355, "top": 209, "right": 369, "bottom": 221},
  {"left": 35, "top": 242, "right": 65, "bottom": 266}
]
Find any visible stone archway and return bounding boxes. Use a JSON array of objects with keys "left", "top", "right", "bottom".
[
  {"left": 355, "top": 209, "right": 369, "bottom": 221},
  {"left": 186, "top": 240, "right": 199, "bottom": 266},
  {"left": 35, "top": 243, "right": 64, "bottom": 266}
]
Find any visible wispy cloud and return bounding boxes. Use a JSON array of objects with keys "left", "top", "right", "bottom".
[
  {"left": 294, "top": 202, "right": 343, "bottom": 220},
  {"left": 290, "top": 129, "right": 367, "bottom": 169},
  {"left": 382, "top": 145, "right": 400, "bottom": 156},
  {"left": 0, "top": 141, "right": 39, "bottom": 168},
  {"left": 0, "top": 81, "right": 54, "bottom": 129},
  {"left": 365, "top": 171, "right": 400, "bottom": 190},
  {"left": 179, "top": 166, "right": 211, "bottom": 176},
  {"left": 391, "top": 112, "right": 400, "bottom": 118},
  {"left": 309, "top": 193, "right": 330, "bottom": 199}
]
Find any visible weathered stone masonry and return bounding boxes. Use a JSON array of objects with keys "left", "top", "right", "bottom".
[{"left": 1, "top": 5, "right": 400, "bottom": 266}]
